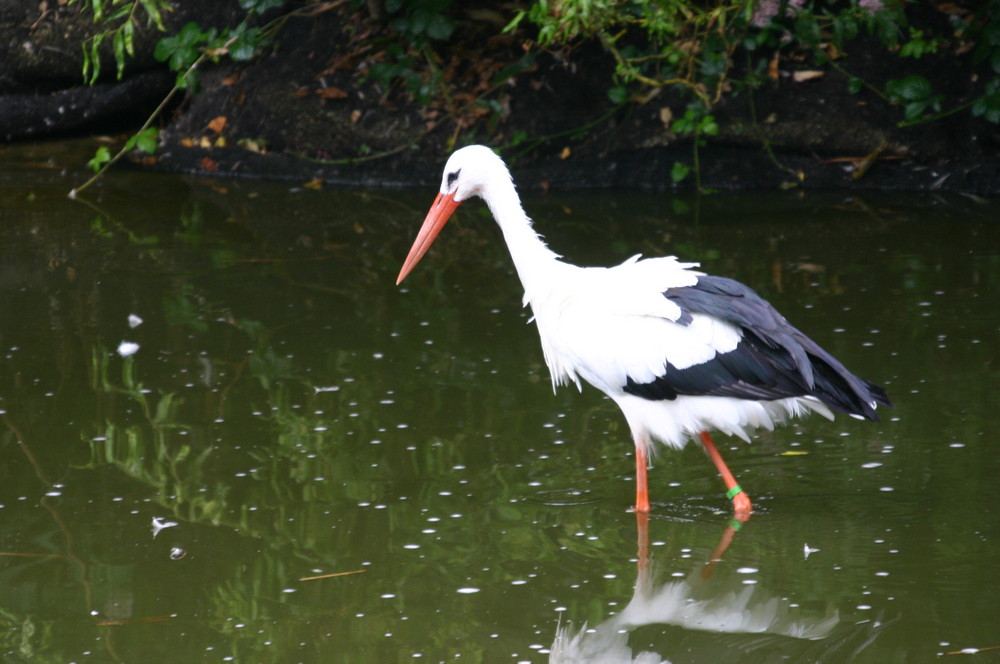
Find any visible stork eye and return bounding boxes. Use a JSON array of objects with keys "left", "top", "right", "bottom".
[{"left": 446, "top": 169, "right": 460, "bottom": 187}]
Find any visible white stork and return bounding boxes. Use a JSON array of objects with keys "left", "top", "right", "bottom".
[{"left": 396, "top": 145, "right": 891, "bottom": 519}]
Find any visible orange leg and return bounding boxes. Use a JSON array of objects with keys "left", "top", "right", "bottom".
[
  {"left": 699, "top": 431, "right": 752, "bottom": 521},
  {"left": 700, "top": 522, "right": 742, "bottom": 579},
  {"left": 634, "top": 441, "right": 650, "bottom": 513}
]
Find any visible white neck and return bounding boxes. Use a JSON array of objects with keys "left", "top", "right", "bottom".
[{"left": 479, "top": 176, "right": 563, "bottom": 302}]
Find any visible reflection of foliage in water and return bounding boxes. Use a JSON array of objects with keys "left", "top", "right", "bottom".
[{"left": 69, "top": 191, "right": 999, "bottom": 659}]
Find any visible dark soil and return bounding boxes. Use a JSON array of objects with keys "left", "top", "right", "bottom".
[{"left": 3, "top": 1, "right": 999, "bottom": 194}]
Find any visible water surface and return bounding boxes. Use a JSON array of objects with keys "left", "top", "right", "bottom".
[{"left": 1, "top": 141, "right": 998, "bottom": 663}]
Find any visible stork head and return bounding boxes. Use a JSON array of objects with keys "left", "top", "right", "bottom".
[{"left": 396, "top": 145, "right": 508, "bottom": 285}]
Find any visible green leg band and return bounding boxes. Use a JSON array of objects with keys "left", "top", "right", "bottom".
[{"left": 726, "top": 484, "right": 744, "bottom": 500}]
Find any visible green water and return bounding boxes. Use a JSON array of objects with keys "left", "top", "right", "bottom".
[{"left": 1, "top": 141, "right": 998, "bottom": 663}]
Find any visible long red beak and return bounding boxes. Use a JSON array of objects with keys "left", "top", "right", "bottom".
[{"left": 396, "top": 192, "right": 462, "bottom": 285}]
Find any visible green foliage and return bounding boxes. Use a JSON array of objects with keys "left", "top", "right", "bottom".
[
  {"left": 363, "top": 0, "right": 455, "bottom": 105},
  {"left": 669, "top": 102, "right": 717, "bottom": 190},
  {"left": 239, "top": 0, "right": 286, "bottom": 11},
  {"left": 228, "top": 23, "right": 265, "bottom": 61},
  {"left": 72, "top": 0, "right": 290, "bottom": 197},
  {"left": 386, "top": 0, "right": 455, "bottom": 43},
  {"left": 972, "top": 78, "right": 1000, "bottom": 123},
  {"left": 670, "top": 160, "right": 690, "bottom": 183},
  {"left": 152, "top": 20, "right": 268, "bottom": 89},
  {"left": 971, "top": 12, "right": 1000, "bottom": 74},
  {"left": 508, "top": 0, "right": 624, "bottom": 46},
  {"left": 606, "top": 84, "right": 628, "bottom": 104},
  {"left": 73, "top": 0, "right": 170, "bottom": 84},
  {"left": 124, "top": 126, "right": 160, "bottom": 153},
  {"left": 86, "top": 145, "right": 112, "bottom": 173},
  {"left": 153, "top": 21, "right": 211, "bottom": 77},
  {"left": 503, "top": 0, "right": 1000, "bottom": 181},
  {"left": 671, "top": 104, "right": 718, "bottom": 137},
  {"left": 899, "top": 28, "right": 941, "bottom": 59},
  {"left": 368, "top": 44, "right": 430, "bottom": 103},
  {"left": 886, "top": 74, "right": 942, "bottom": 122}
]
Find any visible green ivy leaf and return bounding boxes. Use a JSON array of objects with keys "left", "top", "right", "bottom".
[
  {"left": 699, "top": 114, "right": 719, "bottom": 136},
  {"left": 155, "top": 22, "right": 207, "bottom": 71},
  {"left": 904, "top": 100, "right": 927, "bottom": 120},
  {"left": 135, "top": 128, "right": 159, "bottom": 154},
  {"left": 238, "top": 0, "right": 285, "bottom": 12},
  {"left": 607, "top": 85, "right": 628, "bottom": 104},
  {"left": 671, "top": 161, "right": 690, "bottom": 183},
  {"left": 425, "top": 13, "right": 454, "bottom": 40},
  {"left": 886, "top": 75, "right": 932, "bottom": 102},
  {"left": 86, "top": 146, "right": 112, "bottom": 173},
  {"left": 229, "top": 26, "right": 262, "bottom": 61},
  {"left": 971, "top": 81, "right": 1000, "bottom": 124}
]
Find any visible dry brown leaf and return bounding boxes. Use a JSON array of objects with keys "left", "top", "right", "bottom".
[
  {"left": 559, "top": 146, "right": 571, "bottom": 159},
  {"left": 180, "top": 137, "right": 195, "bottom": 148},
  {"left": 208, "top": 116, "right": 227, "bottom": 133},
  {"left": 936, "top": 3, "right": 969, "bottom": 15},
  {"left": 316, "top": 86, "right": 348, "bottom": 100},
  {"left": 792, "top": 70, "right": 824, "bottom": 83},
  {"left": 350, "top": 109, "right": 362, "bottom": 124},
  {"left": 767, "top": 52, "right": 780, "bottom": 80},
  {"left": 221, "top": 74, "right": 240, "bottom": 86},
  {"left": 200, "top": 157, "right": 218, "bottom": 172},
  {"left": 303, "top": 178, "right": 324, "bottom": 190},
  {"left": 659, "top": 107, "right": 673, "bottom": 128}
]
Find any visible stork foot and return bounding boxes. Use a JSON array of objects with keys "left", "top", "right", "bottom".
[{"left": 731, "top": 489, "right": 752, "bottom": 523}]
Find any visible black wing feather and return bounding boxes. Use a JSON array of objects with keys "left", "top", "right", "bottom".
[{"left": 623, "top": 275, "right": 892, "bottom": 420}]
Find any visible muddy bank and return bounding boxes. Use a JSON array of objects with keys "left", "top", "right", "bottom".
[{"left": 3, "top": 2, "right": 998, "bottom": 194}]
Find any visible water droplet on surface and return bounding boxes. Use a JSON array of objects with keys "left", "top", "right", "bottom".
[{"left": 117, "top": 341, "right": 139, "bottom": 357}]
